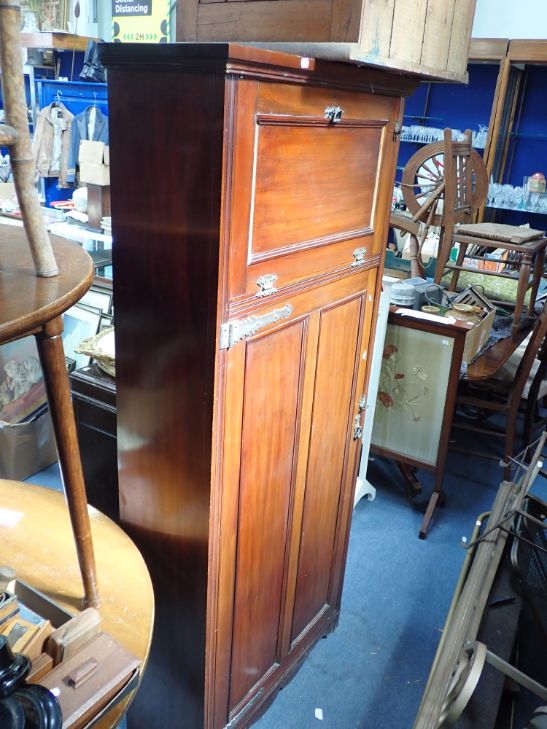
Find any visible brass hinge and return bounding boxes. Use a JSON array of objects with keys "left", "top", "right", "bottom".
[
  {"left": 393, "top": 119, "right": 402, "bottom": 142},
  {"left": 219, "top": 304, "right": 293, "bottom": 350}
]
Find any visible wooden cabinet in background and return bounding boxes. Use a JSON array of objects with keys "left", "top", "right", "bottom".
[
  {"left": 101, "top": 43, "right": 416, "bottom": 729},
  {"left": 70, "top": 363, "right": 118, "bottom": 522}
]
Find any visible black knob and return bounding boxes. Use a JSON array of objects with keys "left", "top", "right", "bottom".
[
  {"left": 0, "top": 636, "right": 30, "bottom": 697},
  {"left": 14, "top": 685, "right": 62, "bottom": 729}
]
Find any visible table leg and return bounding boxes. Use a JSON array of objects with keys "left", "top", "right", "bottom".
[{"left": 35, "top": 316, "right": 99, "bottom": 608}]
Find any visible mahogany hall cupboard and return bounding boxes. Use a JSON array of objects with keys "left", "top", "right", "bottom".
[{"left": 100, "top": 43, "right": 416, "bottom": 729}]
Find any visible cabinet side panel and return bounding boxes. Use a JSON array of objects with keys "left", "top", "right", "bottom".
[
  {"left": 107, "top": 69, "right": 224, "bottom": 728},
  {"left": 291, "top": 294, "right": 362, "bottom": 641},
  {"left": 228, "top": 320, "right": 305, "bottom": 709}
]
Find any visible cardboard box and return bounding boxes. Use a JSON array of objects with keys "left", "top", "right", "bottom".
[
  {"left": 0, "top": 409, "right": 57, "bottom": 480},
  {"left": 80, "top": 163, "right": 110, "bottom": 186},
  {"left": 0, "top": 182, "right": 16, "bottom": 201},
  {"left": 79, "top": 141, "right": 105, "bottom": 164},
  {"left": 79, "top": 141, "right": 110, "bottom": 186}
]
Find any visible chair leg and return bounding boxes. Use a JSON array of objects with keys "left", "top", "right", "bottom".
[
  {"left": 513, "top": 252, "right": 533, "bottom": 337},
  {"left": 523, "top": 348, "right": 547, "bottom": 447},
  {"left": 528, "top": 249, "right": 546, "bottom": 316},
  {"left": 449, "top": 242, "right": 468, "bottom": 292}
]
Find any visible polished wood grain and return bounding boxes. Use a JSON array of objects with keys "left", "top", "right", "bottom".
[
  {"left": 106, "top": 68, "right": 224, "bottom": 729},
  {"left": 102, "top": 43, "right": 413, "bottom": 729},
  {"left": 291, "top": 293, "right": 364, "bottom": 640},
  {"left": 229, "top": 321, "right": 304, "bottom": 709},
  {"left": 0, "top": 479, "right": 153, "bottom": 728},
  {"left": 250, "top": 123, "right": 381, "bottom": 255},
  {"left": 465, "top": 325, "right": 532, "bottom": 381},
  {"left": 0, "top": 228, "right": 93, "bottom": 343},
  {"left": 223, "top": 75, "right": 402, "bottom": 304},
  {"left": 0, "top": 228, "right": 99, "bottom": 604}
]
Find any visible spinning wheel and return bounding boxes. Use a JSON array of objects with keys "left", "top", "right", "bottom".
[{"left": 401, "top": 139, "right": 488, "bottom": 226}]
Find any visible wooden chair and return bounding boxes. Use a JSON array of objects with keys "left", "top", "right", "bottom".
[
  {"left": 401, "top": 128, "right": 547, "bottom": 337},
  {"left": 452, "top": 301, "right": 547, "bottom": 479}
]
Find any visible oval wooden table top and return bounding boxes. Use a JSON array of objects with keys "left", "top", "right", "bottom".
[
  {"left": 0, "top": 226, "right": 94, "bottom": 342},
  {"left": 0, "top": 479, "right": 155, "bottom": 728}
]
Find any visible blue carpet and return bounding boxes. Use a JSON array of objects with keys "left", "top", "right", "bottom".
[
  {"left": 26, "top": 429, "right": 547, "bottom": 729},
  {"left": 253, "top": 436, "right": 547, "bottom": 729}
]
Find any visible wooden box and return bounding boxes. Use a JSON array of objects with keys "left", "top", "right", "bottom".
[
  {"left": 177, "top": 0, "right": 477, "bottom": 81},
  {"left": 452, "top": 287, "right": 496, "bottom": 364}
]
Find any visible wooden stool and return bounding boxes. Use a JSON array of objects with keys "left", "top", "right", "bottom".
[
  {"left": 1, "top": 229, "right": 99, "bottom": 606},
  {"left": 0, "top": 478, "right": 154, "bottom": 728},
  {"left": 447, "top": 222, "right": 547, "bottom": 336}
]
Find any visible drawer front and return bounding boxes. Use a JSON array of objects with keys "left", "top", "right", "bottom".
[{"left": 224, "top": 80, "right": 401, "bottom": 302}]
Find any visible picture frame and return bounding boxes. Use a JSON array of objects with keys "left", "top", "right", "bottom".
[
  {"left": 62, "top": 303, "right": 102, "bottom": 370},
  {"left": 0, "top": 336, "right": 47, "bottom": 424},
  {"left": 99, "top": 312, "right": 114, "bottom": 332},
  {"left": 79, "top": 285, "right": 113, "bottom": 315}
]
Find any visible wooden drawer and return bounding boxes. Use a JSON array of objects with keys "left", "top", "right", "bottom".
[{"left": 226, "top": 80, "right": 401, "bottom": 302}]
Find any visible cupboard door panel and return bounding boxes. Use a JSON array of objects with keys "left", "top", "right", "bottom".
[
  {"left": 228, "top": 319, "right": 305, "bottom": 709},
  {"left": 250, "top": 121, "right": 383, "bottom": 257},
  {"left": 226, "top": 79, "right": 400, "bottom": 302},
  {"left": 290, "top": 293, "right": 364, "bottom": 642}
]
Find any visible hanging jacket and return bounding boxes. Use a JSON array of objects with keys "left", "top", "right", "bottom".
[
  {"left": 66, "top": 106, "right": 109, "bottom": 184},
  {"left": 32, "top": 102, "right": 74, "bottom": 188}
]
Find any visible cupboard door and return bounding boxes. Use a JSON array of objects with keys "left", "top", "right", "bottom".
[
  {"left": 289, "top": 287, "right": 372, "bottom": 644},
  {"left": 226, "top": 79, "right": 400, "bottom": 301},
  {"left": 212, "top": 271, "right": 375, "bottom": 727},
  {"left": 227, "top": 318, "right": 305, "bottom": 711}
]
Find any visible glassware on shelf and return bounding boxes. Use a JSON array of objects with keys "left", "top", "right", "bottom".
[
  {"left": 487, "top": 180, "right": 547, "bottom": 213},
  {"left": 400, "top": 124, "right": 488, "bottom": 149}
]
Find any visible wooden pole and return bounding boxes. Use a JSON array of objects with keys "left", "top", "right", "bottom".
[{"left": 0, "top": 0, "right": 59, "bottom": 277}]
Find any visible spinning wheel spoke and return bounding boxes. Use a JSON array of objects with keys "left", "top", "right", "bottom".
[{"left": 401, "top": 137, "right": 488, "bottom": 227}]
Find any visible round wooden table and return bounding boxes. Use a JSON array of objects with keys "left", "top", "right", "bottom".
[
  {"left": 0, "top": 478, "right": 154, "bottom": 728},
  {"left": 1, "top": 228, "right": 99, "bottom": 605}
]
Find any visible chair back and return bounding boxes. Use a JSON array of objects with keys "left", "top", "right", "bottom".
[{"left": 511, "top": 302, "right": 547, "bottom": 408}]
